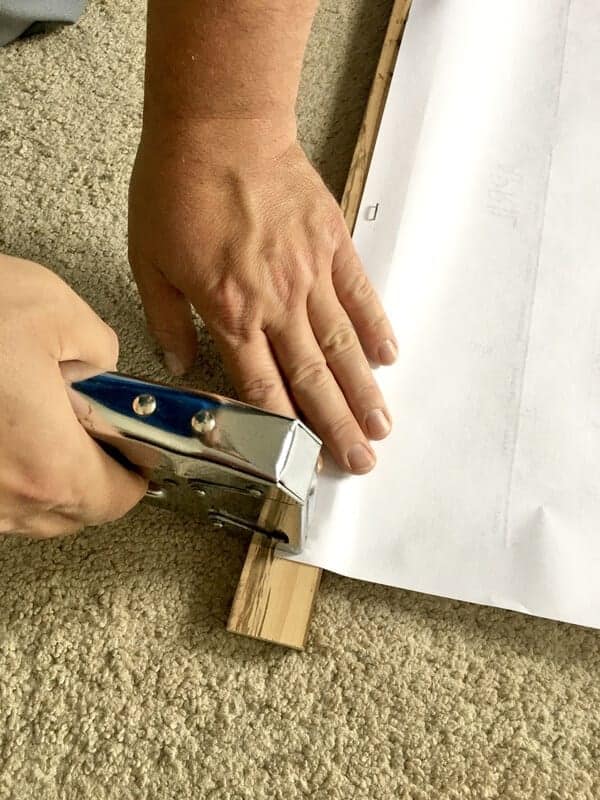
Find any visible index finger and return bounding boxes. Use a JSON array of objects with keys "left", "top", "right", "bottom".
[
  {"left": 208, "top": 325, "right": 298, "bottom": 418},
  {"left": 63, "top": 413, "right": 149, "bottom": 526}
]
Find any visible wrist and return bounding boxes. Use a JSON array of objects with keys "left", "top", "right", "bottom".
[{"left": 138, "top": 112, "right": 298, "bottom": 171}]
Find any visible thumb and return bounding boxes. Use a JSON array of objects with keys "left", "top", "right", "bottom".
[{"left": 131, "top": 260, "right": 197, "bottom": 376}]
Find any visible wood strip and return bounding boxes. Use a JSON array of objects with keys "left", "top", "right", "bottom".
[
  {"left": 227, "top": 0, "right": 412, "bottom": 649},
  {"left": 341, "top": 0, "right": 412, "bottom": 230},
  {"left": 227, "top": 536, "right": 322, "bottom": 650}
]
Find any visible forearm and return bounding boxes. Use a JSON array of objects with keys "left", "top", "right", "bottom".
[{"left": 142, "top": 1, "right": 318, "bottom": 157}]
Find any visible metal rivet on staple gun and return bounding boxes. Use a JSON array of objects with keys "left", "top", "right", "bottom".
[
  {"left": 191, "top": 410, "right": 216, "bottom": 435},
  {"left": 132, "top": 394, "right": 157, "bottom": 416}
]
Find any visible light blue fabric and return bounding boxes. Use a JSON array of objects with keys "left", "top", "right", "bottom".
[{"left": 0, "top": 1, "right": 86, "bottom": 46}]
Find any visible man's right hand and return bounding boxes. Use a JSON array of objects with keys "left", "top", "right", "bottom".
[{"left": 0, "top": 255, "right": 147, "bottom": 538}]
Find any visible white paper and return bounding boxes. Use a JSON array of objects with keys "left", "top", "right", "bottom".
[{"left": 283, "top": 0, "right": 600, "bottom": 628}]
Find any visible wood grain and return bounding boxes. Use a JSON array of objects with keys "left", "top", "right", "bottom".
[
  {"left": 227, "top": 536, "right": 322, "bottom": 650},
  {"left": 227, "top": 0, "right": 412, "bottom": 649}
]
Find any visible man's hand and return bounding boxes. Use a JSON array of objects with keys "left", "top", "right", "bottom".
[
  {"left": 129, "top": 127, "right": 397, "bottom": 473},
  {"left": 131, "top": 0, "right": 398, "bottom": 473},
  {"left": 0, "top": 255, "right": 147, "bottom": 538}
]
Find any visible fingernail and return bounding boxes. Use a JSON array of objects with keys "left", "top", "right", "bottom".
[
  {"left": 365, "top": 408, "right": 391, "bottom": 439},
  {"left": 347, "top": 443, "right": 375, "bottom": 473},
  {"left": 378, "top": 339, "right": 398, "bottom": 365},
  {"left": 164, "top": 351, "right": 185, "bottom": 377}
]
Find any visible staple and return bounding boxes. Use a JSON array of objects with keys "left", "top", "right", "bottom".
[{"left": 366, "top": 203, "right": 379, "bottom": 221}]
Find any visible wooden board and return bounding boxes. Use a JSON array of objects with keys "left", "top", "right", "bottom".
[{"left": 227, "top": 0, "right": 412, "bottom": 649}]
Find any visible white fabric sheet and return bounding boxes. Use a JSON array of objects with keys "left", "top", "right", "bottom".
[{"left": 283, "top": 0, "right": 600, "bottom": 628}]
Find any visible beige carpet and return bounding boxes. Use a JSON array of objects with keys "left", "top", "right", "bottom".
[{"left": 1, "top": 2, "right": 599, "bottom": 798}]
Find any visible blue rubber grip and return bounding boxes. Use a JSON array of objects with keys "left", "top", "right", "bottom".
[{"left": 72, "top": 373, "right": 221, "bottom": 438}]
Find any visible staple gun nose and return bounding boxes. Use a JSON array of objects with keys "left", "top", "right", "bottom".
[{"left": 70, "top": 373, "right": 321, "bottom": 553}]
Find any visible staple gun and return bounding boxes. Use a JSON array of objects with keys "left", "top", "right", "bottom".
[{"left": 71, "top": 373, "right": 321, "bottom": 553}]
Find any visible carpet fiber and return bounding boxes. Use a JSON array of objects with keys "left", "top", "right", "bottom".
[{"left": 1, "top": 2, "right": 599, "bottom": 798}]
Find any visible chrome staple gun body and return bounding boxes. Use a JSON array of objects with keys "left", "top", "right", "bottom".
[{"left": 71, "top": 373, "right": 321, "bottom": 553}]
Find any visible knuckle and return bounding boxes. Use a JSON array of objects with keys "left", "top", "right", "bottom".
[
  {"left": 323, "top": 414, "right": 357, "bottom": 443},
  {"left": 354, "top": 380, "right": 381, "bottom": 406},
  {"left": 289, "top": 359, "right": 330, "bottom": 392},
  {"left": 17, "top": 474, "right": 63, "bottom": 511},
  {"left": 270, "top": 264, "right": 304, "bottom": 308},
  {"left": 15, "top": 458, "right": 78, "bottom": 514},
  {"left": 266, "top": 257, "right": 315, "bottom": 308},
  {"left": 146, "top": 321, "right": 174, "bottom": 342},
  {"left": 363, "top": 311, "right": 390, "bottom": 335},
  {"left": 146, "top": 319, "right": 189, "bottom": 354},
  {"left": 212, "top": 276, "right": 246, "bottom": 313},
  {"left": 344, "top": 271, "right": 375, "bottom": 306},
  {"left": 312, "top": 215, "right": 340, "bottom": 253},
  {"left": 209, "top": 276, "right": 255, "bottom": 331},
  {"left": 321, "top": 322, "right": 357, "bottom": 361},
  {"left": 238, "top": 376, "right": 281, "bottom": 407},
  {"left": 329, "top": 213, "right": 349, "bottom": 245}
]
